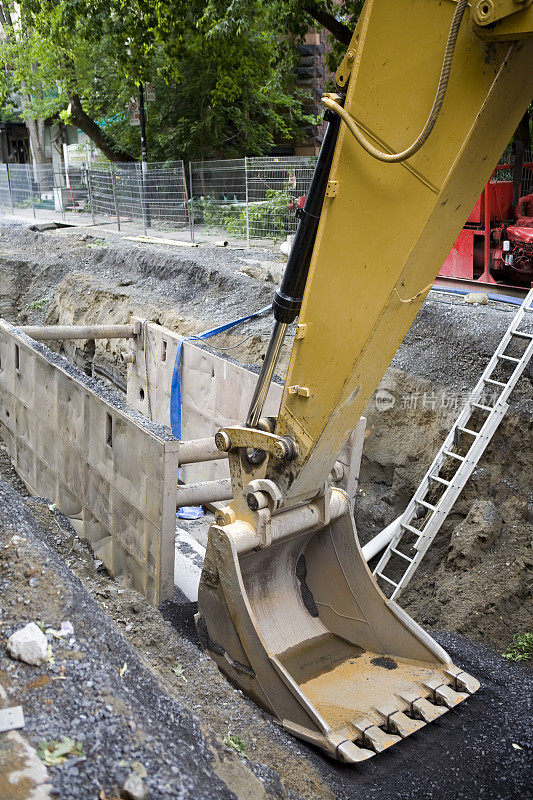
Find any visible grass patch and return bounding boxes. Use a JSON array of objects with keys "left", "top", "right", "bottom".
[
  {"left": 223, "top": 732, "right": 249, "bottom": 759},
  {"left": 27, "top": 298, "right": 48, "bottom": 311},
  {"left": 503, "top": 633, "right": 532, "bottom": 662}
]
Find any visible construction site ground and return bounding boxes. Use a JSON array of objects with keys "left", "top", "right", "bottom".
[{"left": 0, "top": 218, "right": 531, "bottom": 799}]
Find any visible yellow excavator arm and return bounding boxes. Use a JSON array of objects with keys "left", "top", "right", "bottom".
[{"left": 196, "top": 0, "right": 533, "bottom": 762}]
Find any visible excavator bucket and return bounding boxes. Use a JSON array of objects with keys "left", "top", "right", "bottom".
[{"left": 196, "top": 490, "right": 479, "bottom": 762}]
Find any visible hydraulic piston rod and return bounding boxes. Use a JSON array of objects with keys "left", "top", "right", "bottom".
[{"left": 245, "top": 104, "right": 343, "bottom": 428}]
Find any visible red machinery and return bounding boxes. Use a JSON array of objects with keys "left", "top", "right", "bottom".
[{"left": 439, "top": 158, "right": 533, "bottom": 289}]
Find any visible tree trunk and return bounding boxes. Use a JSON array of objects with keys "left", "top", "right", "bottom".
[
  {"left": 67, "top": 92, "right": 135, "bottom": 163},
  {"left": 515, "top": 110, "right": 531, "bottom": 154},
  {"left": 25, "top": 113, "right": 48, "bottom": 167},
  {"left": 303, "top": 2, "right": 353, "bottom": 45}
]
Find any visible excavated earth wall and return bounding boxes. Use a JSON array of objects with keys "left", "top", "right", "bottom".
[{"left": 0, "top": 220, "right": 531, "bottom": 654}]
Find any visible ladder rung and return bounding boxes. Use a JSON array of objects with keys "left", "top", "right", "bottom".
[
  {"left": 416, "top": 499, "right": 437, "bottom": 511},
  {"left": 497, "top": 354, "right": 520, "bottom": 363},
  {"left": 444, "top": 450, "right": 465, "bottom": 461},
  {"left": 376, "top": 573, "right": 399, "bottom": 588},
  {"left": 400, "top": 522, "right": 423, "bottom": 535},
  {"left": 429, "top": 474, "right": 450, "bottom": 486},
  {"left": 483, "top": 378, "right": 506, "bottom": 387},
  {"left": 390, "top": 548, "right": 414, "bottom": 563},
  {"left": 471, "top": 402, "right": 493, "bottom": 412},
  {"left": 511, "top": 331, "right": 533, "bottom": 340},
  {"left": 458, "top": 426, "right": 479, "bottom": 437}
]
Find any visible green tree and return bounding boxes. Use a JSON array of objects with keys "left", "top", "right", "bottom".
[{"left": 0, "top": 0, "right": 363, "bottom": 163}]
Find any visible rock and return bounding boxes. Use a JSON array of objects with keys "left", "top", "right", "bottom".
[
  {"left": 447, "top": 500, "right": 502, "bottom": 570},
  {"left": 28, "top": 577, "right": 39, "bottom": 588},
  {"left": 464, "top": 292, "right": 489, "bottom": 305},
  {"left": 7, "top": 622, "right": 48, "bottom": 666},
  {"left": 280, "top": 234, "right": 295, "bottom": 256},
  {"left": 240, "top": 265, "right": 264, "bottom": 281},
  {"left": 526, "top": 503, "right": 533, "bottom": 524},
  {"left": 29, "top": 222, "right": 58, "bottom": 232},
  {"left": 121, "top": 771, "right": 149, "bottom": 800}
]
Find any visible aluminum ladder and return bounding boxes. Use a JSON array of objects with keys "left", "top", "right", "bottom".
[{"left": 373, "top": 288, "right": 533, "bottom": 602}]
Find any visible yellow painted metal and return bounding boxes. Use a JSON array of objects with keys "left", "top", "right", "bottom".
[
  {"left": 268, "top": 0, "right": 533, "bottom": 503},
  {"left": 472, "top": 0, "right": 532, "bottom": 28}
]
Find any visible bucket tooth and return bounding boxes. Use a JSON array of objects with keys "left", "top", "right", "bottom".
[
  {"left": 445, "top": 669, "right": 481, "bottom": 695},
  {"left": 387, "top": 710, "right": 426, "bottom": 737},
  {"left": 411, "top": 697, "right": 448, "bottom": 722},
  {"left": 434, "top": 684, "right": 469, "bottom": 708},
  {"left": 353, "top": 720, "right": 402, "bottom": 753},
  {"left": 372, "top": 701, "right": 425, "bottom": 738},
  {"left": 337, "top": 740, "right": 376, "bottom": 763},
  {"left": 422, "top": 676, "right": 469, "bottom": 707}
]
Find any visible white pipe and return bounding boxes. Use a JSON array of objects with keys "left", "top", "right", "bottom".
[
  {"left": 174, "top": 530, "right": 206, "bottom": 602},
  {"left": 176, "top": 479, "right": 232, "bottom": 508},
  {"left": 178, "top": 437, "right": 227, "bottom": 465},
  {"left": 362, "top": 517, "right": 401, "bottom": 562}
]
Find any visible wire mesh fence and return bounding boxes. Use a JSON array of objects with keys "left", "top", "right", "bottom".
[
  {"left": 0, "top": 156, "right": 317, "bottom": 243},
  {"left": 2, "top": 149, "right": 532, "bottom": 246},
  {"left": 246, "top": 156, "right": 317, "bottom": 241},
  {"left": 494, "top": 146, "right": 533, "bottom": 195},
  {"left": 188, "top": 156, "right": 317, "bottom": 244},
  {"left": 0, "top": 164, "right": 12, "bottom": 211},
  {"left": 88, "top": 164, "right": 117, "bottom": 224},
  {"left": 189, "top": 159, "right": 247, "bottom": 240}
]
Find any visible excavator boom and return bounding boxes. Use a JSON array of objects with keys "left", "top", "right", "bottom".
[{"left": 196, "top": 0, "right": 533, "bottom": 762}]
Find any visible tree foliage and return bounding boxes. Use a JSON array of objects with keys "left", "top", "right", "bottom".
[{"left": 0, "top": 0, "right": 363, "bottom": 162}]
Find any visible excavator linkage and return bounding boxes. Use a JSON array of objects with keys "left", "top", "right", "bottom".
[
  {"left": 196, "top": 491, "right": 479, "bottom": 762},
  {"left": 196, "top": 0, "right": 531, "bottom": 762}
]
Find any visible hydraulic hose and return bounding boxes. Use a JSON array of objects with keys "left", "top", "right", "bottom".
[{"left": 321, "top": 0, "right": 469, "bottom": 164}]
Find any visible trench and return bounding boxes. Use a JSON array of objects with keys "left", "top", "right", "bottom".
[{"left": 0, "top": 221, "right": 532, "bottom": 656}]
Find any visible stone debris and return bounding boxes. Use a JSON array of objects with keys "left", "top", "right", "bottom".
[
  {"left": 0, "top": 704, "right": 25, "bottom": 733},
  {"left": 7, "top": 622, "right": 48, "bottom": 666},
  {"left": 464, "top": 292, "right": 489, "bottom": 305},
  {"left": 121, "top": 771, "right": 149, "bottom": 800}
]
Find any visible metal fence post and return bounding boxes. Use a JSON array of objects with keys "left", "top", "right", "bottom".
[
  {"left": 6, "top": 165, "right": 14, "bottom": 214},
  {"left": 110, "top": 164, "right": 121, "bottom": 231},
  {"left": 136, "top": 164, "right": 148, "bottom": 235},
  {"left": 26, "top": 163, "right": 36, "bottom": 218},
  {"left": 86, "top": 166, "right": 96, "bottom": 225},
  {"left": 244, "top": 156, "right": 250, "bottom": 248},
  {"left": 188, "top": 161, "right": 195, "bottom": 242},
  {"left": 55, "top": 170, "right": 66, "bottom": 223}
]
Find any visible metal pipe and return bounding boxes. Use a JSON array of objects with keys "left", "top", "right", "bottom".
[
  {"left": 232, "top": 488, "right": 348, "bottom": 555},
  {"left": 481, "top": 184, "right": 492, "bottom": 283},
  {"left": 176, "top": 479, "right": 233, "bottom": 508},
  {"left": 18, "top": 324, "right": 136, "bottom": 341},
  {"left": 361, "top": 517, "right": 401, "bottom": 562},
  {"left": 178, "top": 437, "right": 228, "bottom": 465},
  {"left": 246, "top": 320, "right": 288, "bottom": 428}
]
